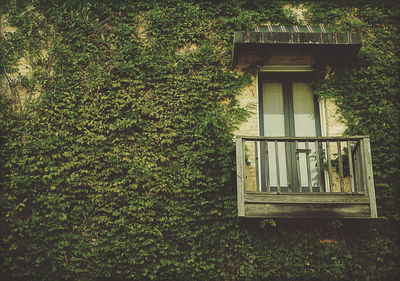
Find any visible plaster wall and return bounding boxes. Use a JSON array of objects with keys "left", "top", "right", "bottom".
[{"left": 1, "top": 14, "right": 30, "bottom": 107}]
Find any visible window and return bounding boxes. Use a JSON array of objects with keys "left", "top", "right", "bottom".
[
  {"left": 235, "top": 70, "right": 377, "bottom": 219},
  {"left": 258, "top": 72, "right": 321, "bottom": 192},
  {"left": 233, "top": 26, "right": 376, "bottom": 219}
]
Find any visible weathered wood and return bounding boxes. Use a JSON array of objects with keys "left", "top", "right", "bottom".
[
  {"left": 338, "top": 141, "right": 344, "bottom": 192},
  {"left": 265, "top": 141, "right": 270, "bottom": 192},
  {"left": 326, "top": 141, "right": 333, "bottom": 192},
  {"left": 244, "top": 192, "right": 369, "bottom": 204},
  {"left": 295, "top": 140, "right": 302, "bottom": 191},
  {"left": 236, "top": 135, "right": 376, "bottom": 218},
  {"left": 242, "top": 140, "right": 247, "bottom": 194},
  {"left": 351, "top": 138, "right": 361, "bottom": 191},
  {"left": 236, "top": 138, "right": 245, "bottom": 216},
  {"left": 305, "top": 141, "right": 312, "bottom": 192},
  {"left": 237, "top": 135, "right": 368, "bottom": 141},
  {"left": 354, "top": 147, "right": 361, "bottom": 192},
  {"left": 234, "top": 30, "right": 362, "bottom": 45},
  {"left": 360, "top": 139, "right": 367, "bottom": 192},
  {"left": 285, "top": 141, "right": 292, "bottom": 192},
  {"left": 244, "top": 203, "right": 371, "bottom": 219},
  {"left": 255, "top": 141, "right": 259, "bottom": 191},
  {"left": 363, "top": 137, "right": 378, "bottom": 218},
  {"left": 315, "top": 141, "right": 322, "bottom": 192},
  {"left": 347, "top": 140, "right": 355, "bottom": 193},
  {"left": 275, "top": 140, "right": 280, "bottom": 192}
]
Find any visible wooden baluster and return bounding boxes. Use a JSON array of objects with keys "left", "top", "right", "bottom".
[
  {"left": 255, "top": 141, "right": 259, "bottom": 191},
  {"left": 285, "top": 141, "right": 292, "bottom": 192},
  {"left": 326, "top": 141, "right": 333, "bottom": 192},
  {"left": 360, "top": 139, "right": 367, "bottom": 192},
  {"left": 265, "top": 141, "right": 270, "bottom": 192},
  {"left": 295, "top": 140, "right": 302, "bottom": 192},
  {"left": 338, "top": 141, "right": 344, "bottom": 192},
  {"left": 275, "top": 140, "right": 280, "bottom": 192},
  {"left": 347, "top": 140, "right": 355, "bottom": 193},
  {"left": 315, "top": 141, "right": 322, "bottom": 192},
  {"left": 305, "top": 141, "right": 312, "bottom": 192},
  {"left": 354, "top": 147, "right": 360, "bottom": 193},
  {"left": 242, "top": 140, "right": 247, "bottom": 192}
]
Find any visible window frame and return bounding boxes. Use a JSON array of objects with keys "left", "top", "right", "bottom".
[{"left": 257, "top": 72, "right": 322, "bottom": 192}]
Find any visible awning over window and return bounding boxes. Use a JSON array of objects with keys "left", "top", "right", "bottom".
[{"left": 233, "top": 25, "right": 362, "bottom": 68}]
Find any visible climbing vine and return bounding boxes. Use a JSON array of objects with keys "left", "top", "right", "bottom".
[{"left": 1, "top": 1, "right": 399, "bottom": 280}]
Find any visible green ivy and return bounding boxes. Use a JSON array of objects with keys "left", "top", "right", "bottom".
[{"left": 1, "top": 1, "right": 400, "bottom": 280}]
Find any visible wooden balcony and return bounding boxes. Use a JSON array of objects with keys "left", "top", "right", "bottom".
[{"left": 236, "top": 136, "right": 377, "bottom": 219}]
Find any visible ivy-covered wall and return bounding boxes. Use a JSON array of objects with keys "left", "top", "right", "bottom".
[{"left": 1, "top": 1, "right": 399, "bottom": 280}]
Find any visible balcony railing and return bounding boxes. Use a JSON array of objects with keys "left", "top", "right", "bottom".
[{"left": 236, "top": 136, "right": 377, "bottom": 219}]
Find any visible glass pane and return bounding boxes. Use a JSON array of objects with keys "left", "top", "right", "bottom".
[
  {"left": 293, "top": 82, "right": 316, "bottom": 137},
  {"left": 263, "top": 82, "right": 287, "bottom": 188},
  {"left": 292, "top": 82, "right": 318, "bottom": 189},
  {"left": 263, "top": 82, "right": 284, "bottom": 136}
]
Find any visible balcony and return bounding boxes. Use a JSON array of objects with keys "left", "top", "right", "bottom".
[{"left": 236, "top": 136, "right": 377, "bottom": 219}]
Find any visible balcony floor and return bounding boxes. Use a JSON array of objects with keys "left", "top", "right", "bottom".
[{"left": 243, "top": 192, "right": 373, "bottom": 219}]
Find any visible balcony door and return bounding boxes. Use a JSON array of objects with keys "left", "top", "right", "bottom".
[{"left": 259, "top": 72, "right": 322, "bottom": 192}]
